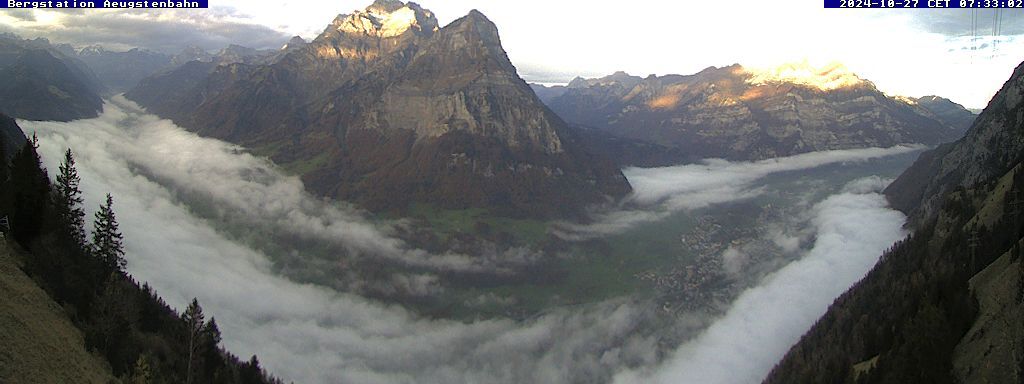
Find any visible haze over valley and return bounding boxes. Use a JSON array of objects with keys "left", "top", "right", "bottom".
[{"left": 0, "top": 1, "right": 1021, "bottom": 384}]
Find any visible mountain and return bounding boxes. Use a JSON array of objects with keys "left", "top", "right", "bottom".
[
  {"left": 212, "top": 44, "right": 278, "bottom": 65},
  {"left": 170, "top": 45, "right": 214, "bottom": 66},
  {"left": 75, "top": 46, "right": 172, "bottom": 93},
  {"left": 765, "top": 60, "right": 1024, "bottom": 383},
  {"left": 541, "top": 63, "right": 967, "bottom": 162},
  {"left": 127, "top": 0, "right": 631, "bottom": 218},
  {"left": 913, "top": 95, "right": 977, "bottom": 135},
  {"left": 0, "top": 35, "right": 104, "bottom": 121},
  {"left": 529, "top": 83, "right": 568, "bottom": 103},
  {"left": 885, "top": 68, "right": 1024, "bottom": 223},
  {"left": 0, "top": 122, "right": 283, "bottom": 384}
]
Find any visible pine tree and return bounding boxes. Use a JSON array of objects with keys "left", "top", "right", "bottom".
[
  {"left": 8, "top": 133, "right": 49, "bottom": 246},
  {"left": 127, "top": 355, "right": 152, "bottom": 384},
  {"left": 201, "top": 317, "right": 224, "bottom": 381},
  {"left": 183, "top": 298, "right": 205, "bottom": 384},
  {"left": 92, "top": 193, "right": 126, "bottom": 275},
  {"left": 54, "top": 148, "right": 86, "bottom": 246},
  {"left": 241, "top": 355, "right": 263, "bottom": 384}
]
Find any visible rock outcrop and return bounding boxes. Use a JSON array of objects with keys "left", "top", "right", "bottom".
[
  {"left": 541, "top": 63, "right": 969, "bottom": 162},
  {"left": 127, "top": 1, "right": 631, "bottom": 218}
]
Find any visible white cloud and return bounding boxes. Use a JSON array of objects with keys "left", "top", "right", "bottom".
[
  {"left": 554, "top": 146, "right": 921, "bottom": 240},
  {"left": 614, "top": 177, "right": 907, "bottom": 384},
  {"left": 20, "top": 100, "right": 909, "bottom": 384},
  {"left": 22, "top": 99, "right": 663, "bottom": 384}
]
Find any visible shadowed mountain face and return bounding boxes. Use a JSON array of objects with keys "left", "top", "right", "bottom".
[
  {"left": 127, "top": 1, "right": 631, "bottom": 219},
  {"left": 886, "top": 62, "right": 1024, "bottom": 222},
  {"left": 540, "top": 64, "right": 971, "bottom": 162},
  {"left": 766, "top": 60, "right": 1024, "bottom": 384},
  {"left": 912, "top": 95, "right": 977, "bottom": 136},
  {"left": 75, "top": 46, "right": 172, "bottom": 93},
  {"left": 0, "top": 114, "right": 27, "bottom": 161},
  {"left": 0, "top": 36, "right": 104, "bottom": 122}
]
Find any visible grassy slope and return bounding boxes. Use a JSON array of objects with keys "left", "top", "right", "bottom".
[{"left": 0, "top": 239, "right": 114, "bottom": 384}]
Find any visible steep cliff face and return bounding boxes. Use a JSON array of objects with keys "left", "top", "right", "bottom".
[
  {"left": 765, "top": 60, "right": 1024, "bottom": 384},
  {"left": 543, "top": 64, "right": 967, "bottom": 161},
  {"left": 127, "top": 1, "right": 631, "bottom": 218},
  {"left": 885, "top": 61, "right": 1024, "bottom": 222}
]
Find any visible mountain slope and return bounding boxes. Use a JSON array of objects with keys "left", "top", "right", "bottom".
[
  {"left": 0, "top": 241, "right": 115, "bottom": 383},
  {"left": 914, "top": 95, "right": 976, "bottom": 134},
  {"left": 0, "top": 36, "right": 104, "bottom": 121},
  {"left": 543, "top": 64, "right": 966, "bottom": 161},
  {"left": 885, "top": 63, "right": 1024, "bottom": 222},
  {"left": 0, "top": 114, "right": 27, "bottom": 162},
  {"left": 127, "top": 1, "right": 631, "bottom": 218},
  {"left": 75, "top": 46, "right": 172, "bottom": 93},
  {"left": 764, "top": 60, "right": 1024, "bottom": 384}
]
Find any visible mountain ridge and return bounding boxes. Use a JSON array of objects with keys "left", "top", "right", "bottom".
[
  {"left": 765, "top": 59, "right": 1024, "bottom": 384},
  {"left": 537, "top": 64, "right": 972, "bottom": 164},
  {"left": 126, "top": 1, "right": 631, "bottom": 219}
]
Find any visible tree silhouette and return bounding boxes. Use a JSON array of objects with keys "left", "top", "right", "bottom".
[
  {"left": 8, "top": 134, "right": 49, "bottom": 246},
  {"left": 54, "top": 148, "right": 86, "bottom": 247},
  {"left": 183, "top": 298, "right": 205, "bottom": 384},
  {"left": 92, "top": 193, "right": 126, "bottom": 275}
]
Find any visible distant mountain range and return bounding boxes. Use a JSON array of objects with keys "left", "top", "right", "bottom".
[
  {"left": 125, "top": 0, "right": 631, "bottom": 219},
  {"left": 1, "top": 3, "right": 978, "bottom": 220},
  {"left": 532, "top": 64, "right": 975, "bottom": 164},
  {"left": 0, "top": 35, "right": 104, "bottom": 121},
  {"left": 0, "top": 32, "right": 306, "bottom": 123}
]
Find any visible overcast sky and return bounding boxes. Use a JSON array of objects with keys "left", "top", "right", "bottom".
[{"left": 1, "top": 1, "right": 1021, "bottom": 108}]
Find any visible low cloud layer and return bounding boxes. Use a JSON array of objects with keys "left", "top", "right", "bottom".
[
  {"left": 615, "top": 177, "right": 907, "bottom": 384},
  {"left": 22, "top": 100, "right": 910, "bottom": 383},
  {"left": 555, "top": 146, "right": 922, "bottom": 240},
  {"left": 24, "top": 100, "right": 664, "bottom": 383}
]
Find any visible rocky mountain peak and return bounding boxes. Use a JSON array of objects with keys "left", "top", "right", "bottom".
[
  {"left": 77, "top": 45, "right": 106, "bottom": 56},
  {"left": 443, "top": 10, "right": 500, "bottom": 45},
  {"left": 333, "top": 0, "right": 438, "bottom": 39},
  {"left": 126, "top": 2, "right": 632, "bottom": 218},
  {"left": 743, "top": 61, "right": 870, "bottom": 91},
  {"left": 567, "top": 76, "right": 588, "bottom": 88},
  {"left": 367, "top": 0, "right": 406, "bottom": 13},
  {"left": 282, "top": 36, "right": 307, "bottom": 50}
]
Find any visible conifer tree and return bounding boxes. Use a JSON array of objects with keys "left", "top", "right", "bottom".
[
  {"left": 54, "top": 148, "right": 86, "bottom": 246},
  {"left": 127, "top": 355, "right": 152, "bottom": 384},
  {"left": 92, "top": 193, "right": 126, "bottom": 274},
  {"left": 8, "top": 134, "right": 49, "bottom": 245},
  {"left": 201, "top": 317, "right": 224, "bottom": 380},
  {"left": 183, "top": 298, "right": 205, "bottom": 384}
]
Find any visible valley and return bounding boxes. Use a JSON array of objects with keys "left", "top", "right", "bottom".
[
  {"left": 0, "top": 1, "right": 1016, "bottom": 383},
  {"left": 19, "top": 96, "right": 920, "bottom": 382}
]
